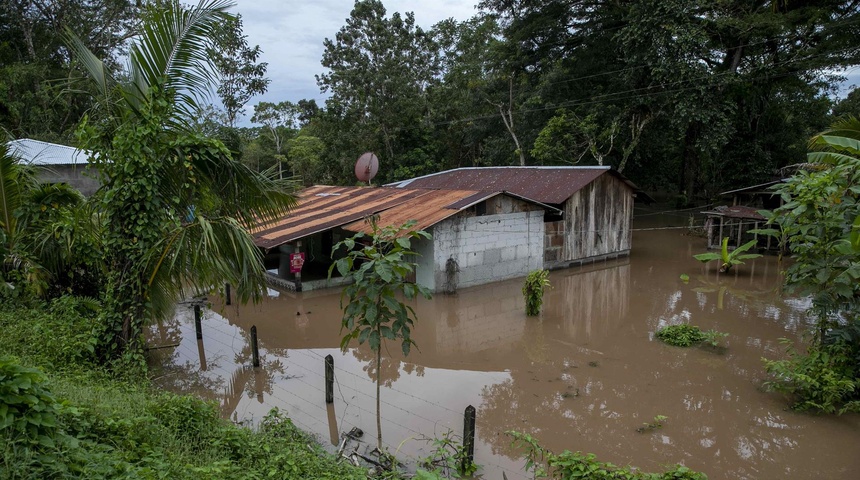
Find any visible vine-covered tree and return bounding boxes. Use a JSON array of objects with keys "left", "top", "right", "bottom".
[{"left": 67, "top": 0, "right": 295, "bottom": 368}]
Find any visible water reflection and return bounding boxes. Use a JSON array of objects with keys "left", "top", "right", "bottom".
[{"left": 147, "top": 229, "right": 860, "bottom": 479}]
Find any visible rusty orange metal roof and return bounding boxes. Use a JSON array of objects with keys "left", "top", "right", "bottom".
[
  {"left": 252, "top": 186, "right": 427, "bottom": 249},
  {"left": 386, "top": 166, "right": 652, "bottom": 204},
  {"left": 341, "top": 189, "right": 497, "bottom": 236},
  {"left": 252, "top": 186, "right": 518, "bottom": 250}
]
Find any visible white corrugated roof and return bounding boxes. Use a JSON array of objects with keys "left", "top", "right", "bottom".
[{"left": 6, "top": 139, "right": 92, "bottom": 166}]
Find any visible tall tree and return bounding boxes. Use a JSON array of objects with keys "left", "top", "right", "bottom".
[
  {"left": 208, "top": 13, "right": 269, "bottom": 127},
  {"left": 317, "top": 0, "right": 439, "bottom": 182},
  {"left": 0, "top": 0, "right": 139, "bottom": 141},
  {"left": 67, "top": 0, "right": 295, "bottom": 367},
  {"left": 251, "top": 101, "right": 298, "bottom": 178}
]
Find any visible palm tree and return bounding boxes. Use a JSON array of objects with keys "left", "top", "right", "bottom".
[{"left": 67, "top": 0, "right": 296, "bottom": 364}]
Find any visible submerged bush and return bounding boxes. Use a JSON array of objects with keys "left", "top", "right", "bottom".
[
  {"left": 523, "top": 269, "right": 551, "bottom": 316},
  {"left": 655, "top": 324, "right": 706, "bottom": 347}
]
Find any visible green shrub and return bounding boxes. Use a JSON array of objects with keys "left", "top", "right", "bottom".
[
  {"left": 0, "top": 297, "right": 100, "bottom": 370},
  {"left": 0, "top": 357, "right": 61, "bottom": 446},
  {"left": 523, "top": 269, "right": 551, "bottom": 316},
  {"left": 655, "top": 324, "right": 706, "bottom": 347},
  {"left": 763, "top": 338, "right": 860, "bottom": 414}
]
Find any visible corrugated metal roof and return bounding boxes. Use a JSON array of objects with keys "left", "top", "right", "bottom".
[
  {"left": 386, "top": 166, "right": 624, "bottom": 204},
  {"left": 252, "top": 186, "right": 427, "bottom": 249},
  {"left": 252, "top": 186, "right": 559, "bottom": 249},
  {"left": 7, "top": 139, "right": 92, "bottom": 166},
  {"left": 342, "top": 189, "right": 494, "bottom": 235}
]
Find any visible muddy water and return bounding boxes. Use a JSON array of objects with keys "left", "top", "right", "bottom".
[{"left": 148, "top": 215, "right": 860, "bottom": 479}]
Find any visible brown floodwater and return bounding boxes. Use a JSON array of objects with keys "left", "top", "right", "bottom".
[{"left": 148, "top": 210, "right": 860, "bottom": 479}]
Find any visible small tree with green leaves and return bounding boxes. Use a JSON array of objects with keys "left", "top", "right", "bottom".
[
  {"left": 329, "top": 216, "right": 431, "bottom": 452},
  {"left": 523, "top": 269, "right": 551, "bottom": 316}
]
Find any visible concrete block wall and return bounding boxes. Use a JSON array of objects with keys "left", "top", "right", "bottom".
[
  {"left": 432, "top": 209, "right": 544, "bottom": 291},
  {"left": 38, "top": 165, "right": 101, "bottom": 196}
]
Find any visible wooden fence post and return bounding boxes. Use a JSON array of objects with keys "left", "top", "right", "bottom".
[
  {"left": 194, "top": 304, "right": 202, "bottom": 340},
  {"left": 462, "top": 405, "right": 476, "bottom": 473},
  {"left": 250, "top": 325, "right": 260, "bottom": 368},
  {"left": 325, "top": 354, "right": 334, "bottom": 404}
]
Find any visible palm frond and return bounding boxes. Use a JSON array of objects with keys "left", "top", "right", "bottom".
[
  {"left": 64, "top": 29, "right": 116, "bottom": 103},
  {"left": 129, "top": 0, "right": 234, "bottom": 122},
  {"left": 145, "top": 214, "right": 269, "bottom": 322},
  {"left": 0, "top": 144, "right": 38, "bottom": 238}
]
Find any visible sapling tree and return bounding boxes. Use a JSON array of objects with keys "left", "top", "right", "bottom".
[{"left": 329, "top": 216, "right": 432, "bottom": 452}]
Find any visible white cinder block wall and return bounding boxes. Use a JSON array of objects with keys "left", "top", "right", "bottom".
[{"left": 431, "top": 210, "right": 544, "bottom": 291}]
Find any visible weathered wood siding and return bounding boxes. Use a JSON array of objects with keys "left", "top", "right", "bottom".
[{"left": 563, "top": 173, "right": 633, "bottom": 262}]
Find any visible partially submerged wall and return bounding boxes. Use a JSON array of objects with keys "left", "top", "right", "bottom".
[
  {"left": 431, "top": 199, "right": 544, "bottom": 292},
  {"left": 563, "top": 173, "right": 633, "bottom": 263}
]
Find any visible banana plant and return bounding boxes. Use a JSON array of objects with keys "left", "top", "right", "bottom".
[{"left": 694, "top": 237, "right": 762, "bottom": 273}]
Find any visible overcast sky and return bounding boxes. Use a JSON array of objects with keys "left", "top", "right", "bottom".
[{"left": 231, "top": 0, "right": 478, "bottom": 122}]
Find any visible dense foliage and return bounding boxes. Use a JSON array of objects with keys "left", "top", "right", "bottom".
[
  {"left": 0, "top": 298, "right": 368, "bottom": 479},
  {"left": 4, "top": 0, "right": 859, "bottom": 198},
  {"left": 761, "top": 118, "right": 860, "bottom": 413}
]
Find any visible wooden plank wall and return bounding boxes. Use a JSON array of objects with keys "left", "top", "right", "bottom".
[{"left": 564, "top": 174, "right": 633, "bottom": 261}]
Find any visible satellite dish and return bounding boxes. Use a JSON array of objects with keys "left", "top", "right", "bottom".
[{"left": 355, "top": 152, "right": 379, "bottom": 185}]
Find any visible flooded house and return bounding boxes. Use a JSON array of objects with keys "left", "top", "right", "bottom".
[
  {"left": 251, "top": 185, "right": 558, "bottom": 292},
  {"left": 6, "top": 138, "right": 100, "bottom": 196},
  {"left": 387, "top": 166, "right": 650, "bottom": 269}
]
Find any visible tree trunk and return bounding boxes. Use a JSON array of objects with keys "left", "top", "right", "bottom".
[
  {"left": 375, "top": 334, "right": 382, "bottom": 452},
  {"left": 680, "top": 123, "right": 700, "bottom": 205}
]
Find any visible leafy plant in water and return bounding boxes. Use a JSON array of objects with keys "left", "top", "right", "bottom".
[
  {"left": 693, "top": 237, "right": 762, "bottom": 273},
  {"left": 701, "top": 329, "right": 729, "bottom": 348},
  {"left": 636, "top": 415, "right": 668, "bottom": 433},
  {"left": 763, "top": 338, "right": 860, "bottom": 414},
  {"left": 522, "top": 269, "right": 551, "bottom": 316},
  {"left": 329, "top": 216, "right": 432, "bottom": 452},
  {"left": 655, "top": 324, "right": 706, "bottom": 347}
]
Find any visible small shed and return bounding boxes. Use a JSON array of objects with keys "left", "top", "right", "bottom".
[
  {"left": 251, "top": 185, "right": 558, "bottom": 293},
  {"left": 701, "top": 205, "right": 769, "bottom": 251},
  {"left": 6, "top": 139, "right": 99, "bottom": 196},
  {"left": 387, "top": 166, "right": 650, "bottom": 269}
]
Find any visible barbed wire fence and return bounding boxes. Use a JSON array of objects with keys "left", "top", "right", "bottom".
[{"left": 157, "top": 307, "right": 530, "bottom": 479}]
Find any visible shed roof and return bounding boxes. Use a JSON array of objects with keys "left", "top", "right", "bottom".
[
  {"left": 251, "top": 186, "right": 556, "bottom": 250},
  {"left": 386, "top": 166, "right": 652, "bottom": 204},
  {"left": 7, "top": 139, "right": 92, "bottom": 166}
]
